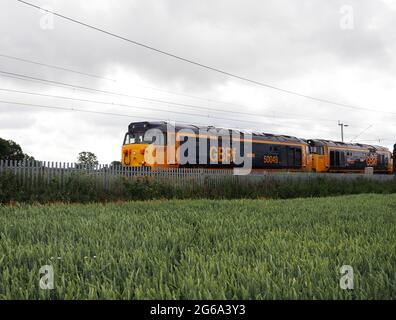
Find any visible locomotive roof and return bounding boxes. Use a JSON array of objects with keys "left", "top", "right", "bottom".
[
  {"left": 307, "top": 139, "right": 390, "bottom": 152},
  {"left": 128, "top": 121, "right": 307, "bottom": 144},
  {"left": 128, "top": 122, "right": 393, "bottom": 150}
]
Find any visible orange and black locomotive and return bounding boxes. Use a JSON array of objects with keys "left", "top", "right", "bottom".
[{"left": 122, "top": 121, "right": 394, "bottom": 174}]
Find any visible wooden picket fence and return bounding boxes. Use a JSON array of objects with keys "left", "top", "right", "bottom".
[{"left": 0, "top": 160, "right": 394, "bottom": 191}]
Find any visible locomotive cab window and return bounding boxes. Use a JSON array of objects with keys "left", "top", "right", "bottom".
[
  {"left": 123, "top": 133, "right": 135, "bottom": 145},
  {"left": 123, "top": 132, "right": 151, "bottom": 145},
  {"left": 310, "top": 146, "right": 324, "bottom": 155}
]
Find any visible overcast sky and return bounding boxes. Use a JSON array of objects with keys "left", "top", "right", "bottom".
[{"left": 0, "top": 0, "right": 395, "bottom": 163}]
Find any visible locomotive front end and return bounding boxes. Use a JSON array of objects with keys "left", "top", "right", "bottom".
[
  {"left": 122, "top": 122, "right": 152, "bottom": 167},
  {"left": 122, "top": 121, "right": 172, "bottom": 167}
]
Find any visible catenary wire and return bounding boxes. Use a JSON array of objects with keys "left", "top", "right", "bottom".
[
  {"left": 0, "top": 70, "right": 356, "bottom": 123},
  {"left": 15, "top": 0, "right": 392, "bottom": 114},
  {"left": 0, "top": 87, "right": 284, "bottom": 126}
]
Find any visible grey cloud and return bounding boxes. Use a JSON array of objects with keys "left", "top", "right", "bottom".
[{"left": 0, "top": 0, "right": 395, "bottom": 162}]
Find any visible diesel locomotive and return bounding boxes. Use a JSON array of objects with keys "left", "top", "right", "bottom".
[{"left": 122, "top": 121, "right": 394, "bottom": 174}]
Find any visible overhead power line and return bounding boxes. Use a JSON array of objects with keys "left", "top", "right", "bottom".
[
  {"left": 0, "top": 53, "right": 116, "bottom": 82},
  {"left": 0, "top": 99, "right": 285, "bottom": 132},
  {"left": 0, "top": 52, "right": 245, "bottom": 108},
  {"left": 0, "top": 99, "right": 144, "bottom": 119},
  {"left": 0, "top": 87, "right": 282, "bottom": 126},
  {"left": 0, "top": 69, "right": 247, "bottom": 115},
  {"left": 0, "top": 87, "right": 354, "bottom": 125},
  {"left": 0, "top": 70, "right": 355, "bottom": 123},
  {"left": 15, "top": 0, "right": 388, "bottom": 113},
  {"left": 0, "top": 53, "right": 349, "bottom": 124},
  {"left": 350, "top": 124, "right": 374, "bottom": 142},
  {"left": 355, "top": 139, "right": 394, "bottom": 142}
]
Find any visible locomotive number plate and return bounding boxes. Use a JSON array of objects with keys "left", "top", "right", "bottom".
[{"left": 263, "top": 155, "right": 279, "bottom": 164}]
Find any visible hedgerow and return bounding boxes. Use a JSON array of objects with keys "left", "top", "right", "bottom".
[{"left": 1, "top": 170, "right": 396, "bottom": 203}]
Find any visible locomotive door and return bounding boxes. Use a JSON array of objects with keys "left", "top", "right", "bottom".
[{"left": 286, "top": 146, "right": 302, "bottom": 168}]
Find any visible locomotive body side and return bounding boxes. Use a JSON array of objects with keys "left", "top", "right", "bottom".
[
  {"left": 122, "top": 122, "right": 393, "bottom": 174},
  {"left": 175, "top": 131, "right": 310, "bottom": 171},
  {"left": 122, "top": 122, "right": 311, "bottom": 171},
  {"left": 307, "top": 139, "right": 393, "bottom": 174}
]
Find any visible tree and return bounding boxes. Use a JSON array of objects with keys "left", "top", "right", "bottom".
[
  {"left": 110, "top": 161, "right": 122, "bottom": 168},
  {"left": 0, "top": 138, "right": 26, "bottom": 161},
  {"left": 23, "top": 154, "right": 36, "bottom": 162},
  {"left": 77, "top": 151, "right": 99, "bottom": 166}
]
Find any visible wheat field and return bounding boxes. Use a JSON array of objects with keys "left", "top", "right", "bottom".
[{"left": 0, "top": 194, "right": 395, "bottom": 299}]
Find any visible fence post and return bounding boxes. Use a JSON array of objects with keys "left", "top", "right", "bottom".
[
  {"left": 106, "top": 164, "right": 109, "bottom": 191},
  {"left": 20, "top": 159, "right": 25, "bottom": 188},
  {"left": 32, "top": 160, "right": 36, "bottom": 189}
]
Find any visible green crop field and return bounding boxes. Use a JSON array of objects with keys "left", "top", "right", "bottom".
[{"left": 0, "top": 194, "right": 395, "bottom": 299}]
